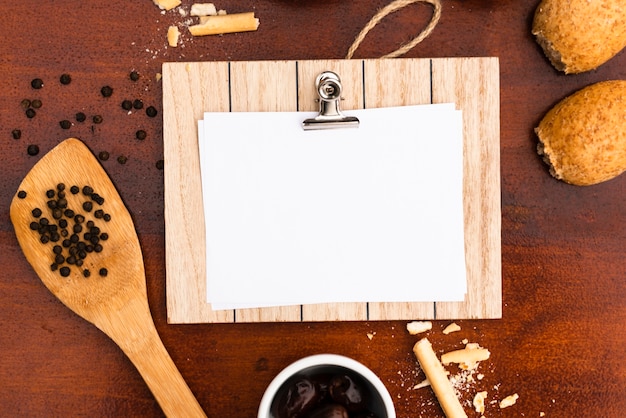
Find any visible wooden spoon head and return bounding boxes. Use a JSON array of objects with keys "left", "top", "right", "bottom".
[{"left": 10, "top": 138, "right": 147, "bottom": 327}]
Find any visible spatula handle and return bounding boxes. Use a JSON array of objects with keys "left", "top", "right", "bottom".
[{"left": 126, "top": 331, "right": 207, "bottom": 417}]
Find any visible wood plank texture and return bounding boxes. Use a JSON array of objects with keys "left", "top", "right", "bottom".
[{"left": 163, "top": 58, "right": 501, "bottom": 323}]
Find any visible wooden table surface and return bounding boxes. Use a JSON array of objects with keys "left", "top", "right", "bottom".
[{"left": 1, "top": 1, "right": 624, "bottom": 417}]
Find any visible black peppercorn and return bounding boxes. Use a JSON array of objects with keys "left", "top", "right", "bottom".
[
  {"left": 31, "top": 99, "right": 42, "bottom": 109},
  {"left": 132, "top": 99, "right": 143, "bottom": 109},
  {"left": 94, "top": 209, "right": 104, "bottom": 219},
  {"left": 93, "top": 115, "right": 103, "bottom": 124},
  {"left": 27, "top": 144, "right": 39, "bottom": 155},
  {"left": 100, "top": 85, "right": 113, "bottom": 97},
  {"left": 75, "top": 112, "right": 86, "bottom": 122},
  {"left": 98, "top": 151, "right": 110, "bottom": 161},
  {"left": 103, "top": 213, "right": 111, "bottom": 222},
  {"left": 17, "top": 190, "right": 27, "bottom": 199},
  {"left": 83, "top": 201, "right": 93, "bottom": 212},
  {"left": 135, "top": 130, "right": 147, "bottom": 140},
  {"left": 26, "top": 108, "right": 36, "bottom": 118},
  {"left": 146, "top": 106, "right": 158, "bottom": 117},
  {"left": 12, "top": 129, "right": 21, "bottom": 139},
  {"left": 31, "top": 78, "right": 44, "bottom": 89},
  {"left": 117, "top": 155, "right": 128, "bottom": 164},
  {"left": 46, "top": 189, "right": 55, "bottom": 198},
  {"left": 32, "top": 208, "right": 42, "bottom": 217},
  {"left": 70, "top": 185, "right": 79, "bottom": 194},
  {"left": 60, "top": 74, "right": 72, "bottom": 85},
  {"left": 99, "top": 267, "right": 108, "bottom": 277},
  {"left": 83, "top": 269, "right": 91, "bottom": 278},
  {"left": 59, "top": 120, "right": 72, "bottom": 129},
  {"left": 129, "top": 71, "right": 140, "bottom": 81},
  {"left": 121, "top": 100, "right": 133, "bottom": 111},
  {"left": 21, "top": 99, "right": 31, "bottom": 109},
  {"left": 82, "top": 186, "right": 93, "bottom": 196}
]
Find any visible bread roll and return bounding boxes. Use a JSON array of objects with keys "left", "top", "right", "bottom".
[
  {"left": 536, "top": 80, "right": 626, "bottom": 185},
  {"left": 532, "top": 0, "right": 626, "bottom": 74}
]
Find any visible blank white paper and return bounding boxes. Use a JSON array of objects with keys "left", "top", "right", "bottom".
[{"left": 199, "top": 104, "right": 466, "bottom": 310}]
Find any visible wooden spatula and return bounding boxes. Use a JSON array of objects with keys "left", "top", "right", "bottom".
[{"left": 10, "top": 138, "right": 206, "bottom": 417}]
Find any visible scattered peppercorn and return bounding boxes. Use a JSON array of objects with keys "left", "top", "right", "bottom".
[
  {"left": 12, "top": 129, "right": 21, "bottom": 140},
  {"left": 135, "top": 130, "right": 147, "bottom": 140},
  {"left": 21, "top": 99, "right": 31, "bottom": 109},
  {"left": 82, "top": 185, "right": 93, "bottom": 196},
  {"left": 75, "top": 112, "right": 86, "bottom": 122},
  {"left": 70, "top": 185, "right": 79, "bottom": 194},
  {"left": 99, "top": 268, "right": 108, "bottom": 277},
  {"left": 121, "top": 100, "right": 133, "bottom": 111},
  {"left": 31, "top": 78, "right": 44, "bottom": 89},
  {"left": 60, "top": 266, "right": 70, "bottom": 277},
  {"left": 83, "top": 269, "right": 91, "bottom": 278},
  {"left": 31, "top": 99, "right": 42, "bottom": 109},
  {"left": 59, "top": 120, "right": 72, "bottom": 129},
  {"left": 27, "top": 144, "right": 39, "bottom": 156},
  {"left": 92, "top": 115, "right": 103, "bottom": 124},
  {"left": 156, "top": 160, "right": 164, "bottom": 170},
  {"left": 26, "top": 108, "right": 36, "bottom": 118},
  {"left": 132, "top": 99, "right": 143, "bottom": 109},
  {"left": 146, "top": 106, "right": 158, "bottom": 117},
  {"left": 60, "top": 74, "right": 72, "bottom": 85},
  {"left": 130, "top": 71, "right": 140, "bottom": 81},
  {"left": 100, "top": 85, "right": 113, "bottom": 97},
  {"left": 117, "top": 155, "right": 128, "bottom": 164},
  {"left": 32, "top": 208, "right": 42, "bottom": 217},
  {"left": 17, "top": 190, "right": 27, "bottom": 199},
  {"left": 98, "top": 151, "right": 110, "bottom": 161}
]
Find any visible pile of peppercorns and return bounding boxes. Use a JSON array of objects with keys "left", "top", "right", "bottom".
[
  {"left": 18, "top": 183, "right": 112, "bottom": 279},
  {"left": 12, "top": 71, "right": 164, "bottom": 170}
]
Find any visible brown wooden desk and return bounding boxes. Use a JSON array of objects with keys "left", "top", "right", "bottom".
[{"left": 1, "top": 1, "right": 624, "bottom": 416}]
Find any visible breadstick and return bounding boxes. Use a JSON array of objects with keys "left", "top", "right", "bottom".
[
  {"left": 413, "top": 338, "right": 467, "bottom": 418},
  {"left": 188, "top": 12, "right": 259, "bottom": 36}
]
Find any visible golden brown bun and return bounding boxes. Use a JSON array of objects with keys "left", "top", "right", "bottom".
[
  {"left": 532, "top": 0, "right": 626, "bottom": 74},
  {"left": 536, "top": 80, "right": 626, "bottom": 186}
]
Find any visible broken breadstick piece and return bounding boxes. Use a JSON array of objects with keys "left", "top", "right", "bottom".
[
  {"left": 499, "top": 393, "right": 519, "bottom": 409},
  {"left": 188, "top": 12, "right": 259, "bottom": 36},
  {"left": 441, "top": 344, "right": 490, "bottom": 370},
  {"left": 167, "top": 26, "right": 180, "bottom": 47},
  {"left": 442, "top": 322, "right": 461, "bottom": 335},
  {"left": 153, "top": 0, "right": 181, "bottom": 11},
  {"left": 473, "top": 391, "right": 487, "bottom": 414},
  {"left": 407, "top": 321, "right": 432, "bottom": 335},
  {"left": 413, "top": 338, "right": 468, "bottom": 418},
  {"left": 190, "top": 3, "right": 217, "bottom": 16}
]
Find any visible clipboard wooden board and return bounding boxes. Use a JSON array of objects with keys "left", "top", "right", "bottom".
[{"left": 162, "top": 58, "right": 501, "bottom": 324}]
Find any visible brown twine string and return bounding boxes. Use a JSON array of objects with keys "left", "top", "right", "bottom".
[{"left": 346, "top": 0, "right": 443, "bottom": 59}]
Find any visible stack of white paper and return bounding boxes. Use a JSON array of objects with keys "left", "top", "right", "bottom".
[{"left": 198, "top": 104, "right": 466, "bottom": 310}]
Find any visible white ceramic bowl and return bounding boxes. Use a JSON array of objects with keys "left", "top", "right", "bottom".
[{"left": 257, "top": 354, "right": 396, "bottom": 418}]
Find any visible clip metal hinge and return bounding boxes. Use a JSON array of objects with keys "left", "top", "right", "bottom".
[{"left": 302, "top": 71, "right": 360, "bottom": 130}]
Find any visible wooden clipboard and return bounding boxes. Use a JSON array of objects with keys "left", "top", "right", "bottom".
[{"left": 162, "top": 58, "right": 501, "bottom": 324}]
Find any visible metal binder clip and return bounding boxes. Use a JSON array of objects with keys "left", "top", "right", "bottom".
[{"left": 302, "top": 71, "right": 360, "bottom": 130}]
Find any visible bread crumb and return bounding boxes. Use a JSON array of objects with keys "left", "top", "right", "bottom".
[
  {"left": 152, "top": 0, "right": 181, "bottom": 11},
  {"left": 442, "top": 322, "right": 461, "bottom": 335},
  {"left": 367, "top": 332, "right": 375, "bottom": 340},
  {"left": 413, "top": 378, "right": 431, "bottom": 390},
  {"left": 540, "top": 412, "right": 546, "bottom": 417},
  {"left": 473, "top": 391, "right": 487, "bottom": 413},
  {"left": 167, "top": 26, "right": 180, "bottom": 47},
  {"left": 155, "top": 73, "right": 162, "bottom": 82},
  {"left": 190, "top": 3, "right": 217, "bottom": 16},
  {"left": 499, "top": 393, "right": 519, "bottom": 409},
  {"left": 406, "top": 321, "right": 432, "bottom": 335}
]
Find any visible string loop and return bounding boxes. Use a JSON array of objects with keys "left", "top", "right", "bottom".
[{"left": 346, "top": 0, "right": 442, "bottom": 59}]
